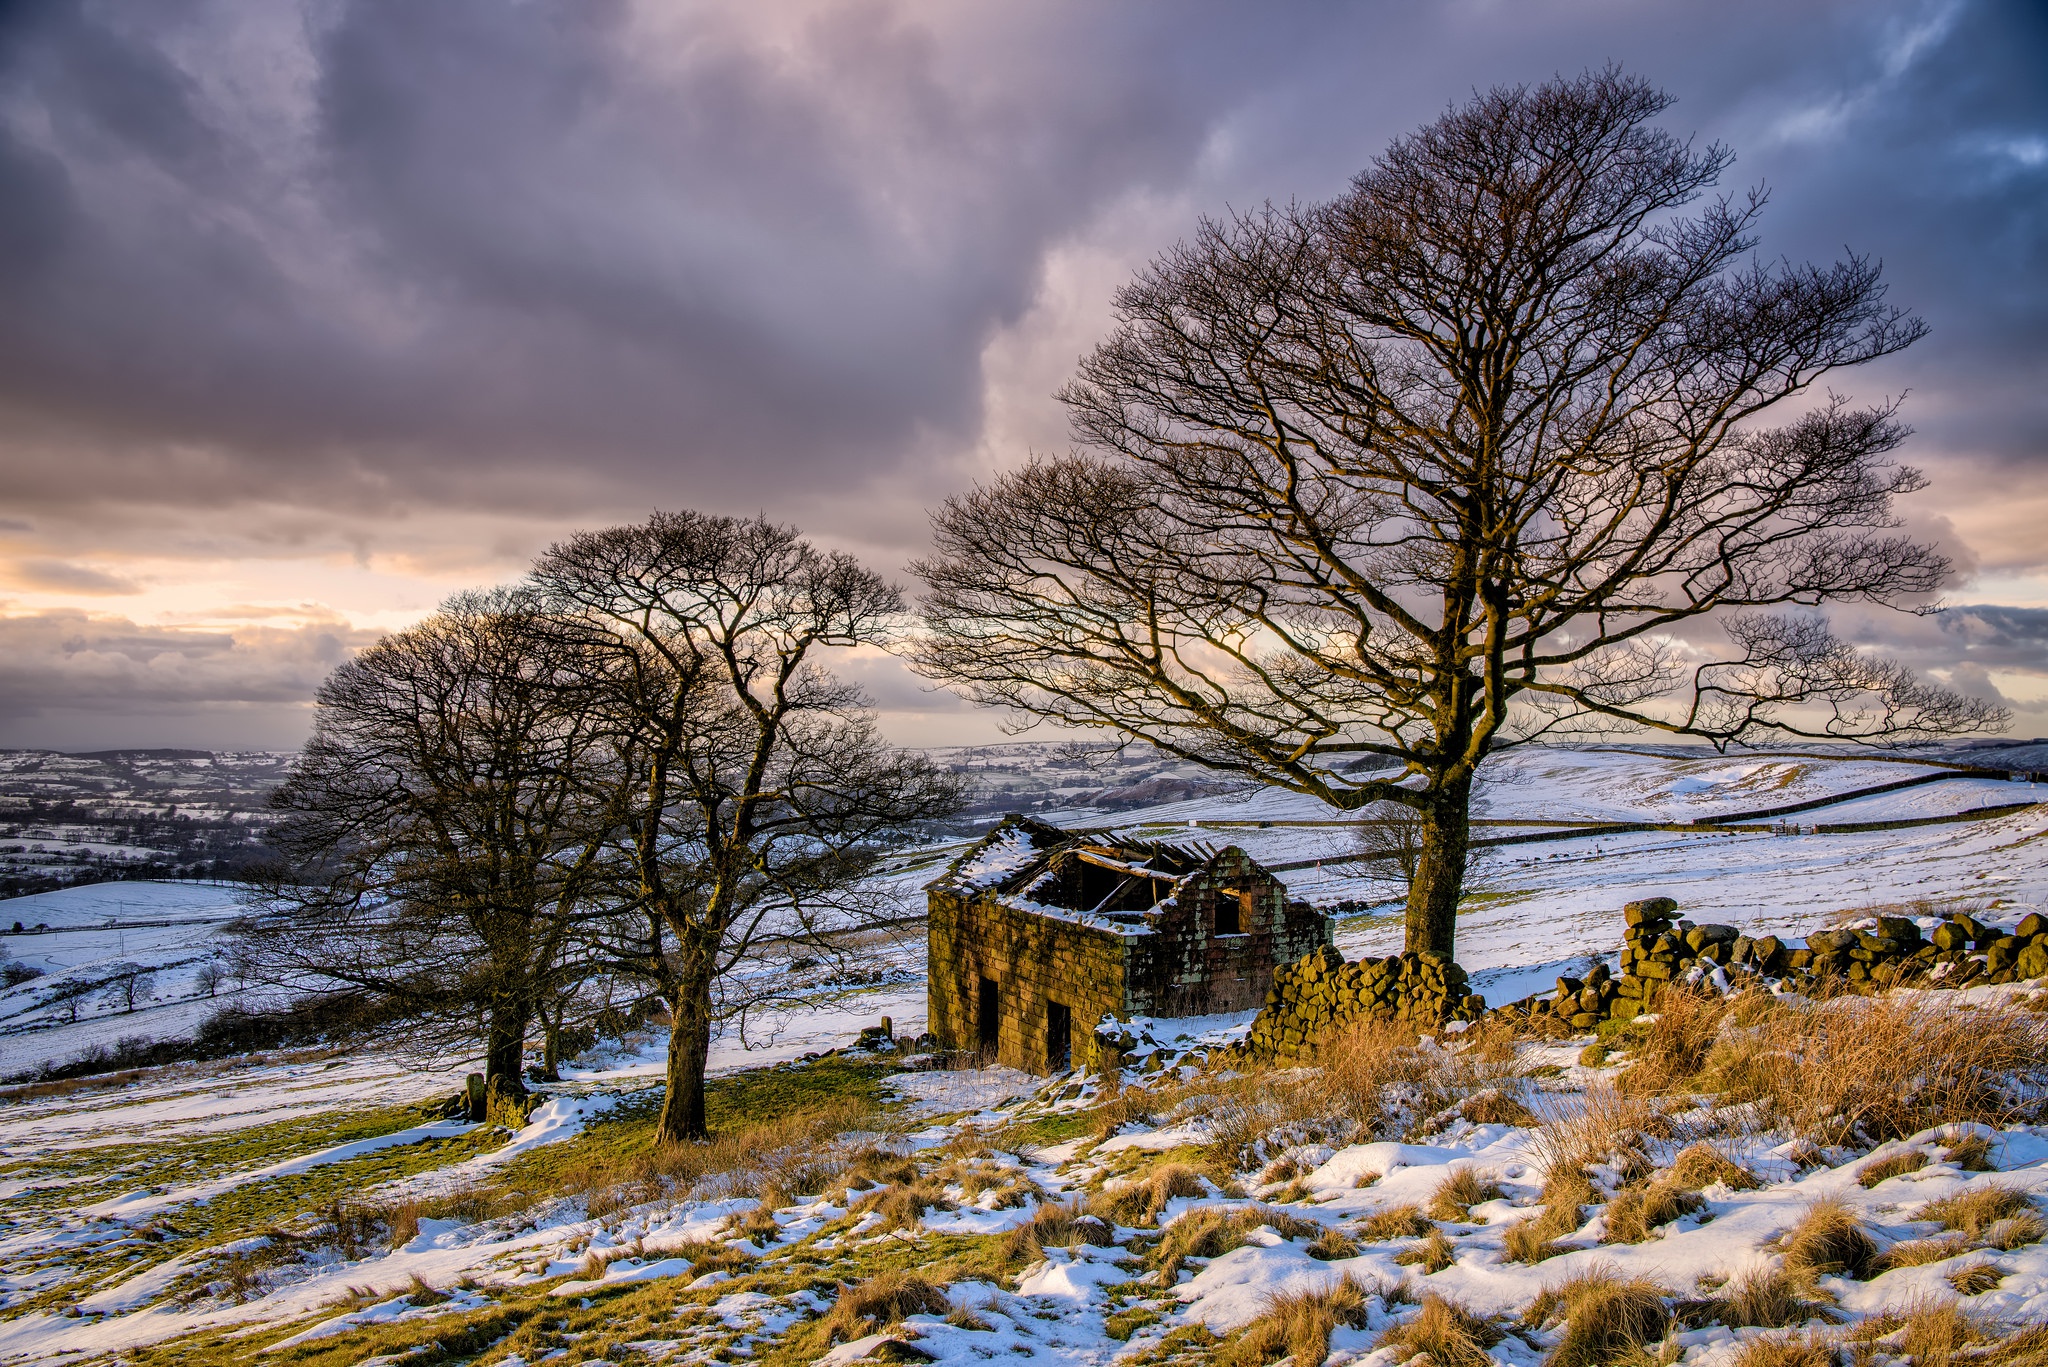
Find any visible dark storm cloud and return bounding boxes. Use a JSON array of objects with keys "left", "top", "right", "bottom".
[{"left": 0, "top": 0, "right": 2042, "bottom": 743}]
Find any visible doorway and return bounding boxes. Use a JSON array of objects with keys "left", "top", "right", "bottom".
[
  {"left": 1046, "top": 1000, "right": 1072, "bottom": 1073},
  {"left": 977, "top": 976, "right": 1000, "bottom": 1057}
]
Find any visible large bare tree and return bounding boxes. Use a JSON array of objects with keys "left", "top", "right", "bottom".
[
  {"left": 252, "top": 589, "right": 614, "bottom": 1112},
  {"left": 912, "top": 70, "right": 2004, "bottom": 958},
  {"left": 534, "top": 512, "right": 960, "bottom": 1143}
]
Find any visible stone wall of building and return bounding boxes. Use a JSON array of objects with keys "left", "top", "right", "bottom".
[
  {"left": 1127, "top": 847, "right": 1332, "bottom": 1016},
  {"left": 927, "top": 887, "right": 1133, "bottom": 1075}
]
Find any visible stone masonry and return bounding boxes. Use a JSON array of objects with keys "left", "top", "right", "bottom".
[{"left": 926, "top": 815, "right": 1330, "bottom": 1076}]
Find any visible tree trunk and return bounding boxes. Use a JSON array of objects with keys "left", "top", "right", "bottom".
[
  {"left": 655, "top": 969, "right": 714, "bottom": 1144},
  {"left": 483, "top": 1000, "right": 530, "bottom": 1101},
  {"left": 1404, "top": 772, "right": 1473, "bottom": 956},
  {"left": 538, "top": 997, "right": 564, "bottom": 1083}
]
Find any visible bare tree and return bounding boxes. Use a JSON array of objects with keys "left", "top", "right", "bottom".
[
  {"left": 249, "top": 588, "right": 616, "bottom": 1112},
  {"left": 533, "top": 512, "right": 960, "bottom": 1143},
  {"left": 913, "top": 70, "right": 2004, "bottom": 959}
]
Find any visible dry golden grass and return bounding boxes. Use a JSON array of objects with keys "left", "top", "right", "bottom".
[
  {"left": 1891, "top": 1296, "right": 1998, "bottom": 1367},
  {"left": 560, "top": 1097, "right": 875, "bottom": 1217},
  {"left": 1376, "top": 1292, "right": 1503, "bottom": 1367},
  {"left": 1947, "top": 1262, "right": 2005, "bottom": 1295},
  {"left": 1857, "top": 1150, "right": 1931, "bottom": 1187},
  {"left": 1091, "top": 1162, "right": 1207, "bottom": 1227},
  {"left": 1617, "top": 987, "right": 1732, "bottom": 1097},
  {"left": 1781, "top": 1199, "right": 1878, "bottom": 1285},
  {"left": 1700, "top": 1268, "right": 1830, "bottom": 1329},
  {"left": 1531, "top": 1085, "right": 1654, "bottom": 1179},
  {"left": 1921, "top": 1185, "right": 2035, "bottom": 1239},
  {"left": 1943, "top": 1132, "right": 1997, "bottom": 1172},
  {"left": 1525, "top": 1266, "right": 1671, "bottom": 1367},
  {"left": 1148, "top": 1205, "right": 1316, "bottom": 1285},
  {"left": 1729, "top": 1330, "right": 1839, "bottom": 1367},
  {"left": 1392, "top": 1227, "right": 1457, "bottom": 1273},
  {"left": 1360, "top": 1204, "right": 1435, "bottom": 1241},
  {"left": 818, "top": 1269, "right": 951, "bottom": 1343},
  {"left": 1667, "top": 1142, "right": 1764, "bottom": 1192},
  {"left": 1318, "top": 1016, "right": 1528, "bottom": 1139},
  {"left": 1877, "top": 1234, "right": 1974, "bottom": 1271},
  {"left": 1503, "top": 1167, "right": 1595, "bottom": 1265},
  {"left": 1602, "top": 1179, "right": 1702, "bottom": 1244},
  {"left": 1307, "top": 1225, "right": 1359, "bottom": 1261},
  {"left": 1983, "top": 1212, "right": 2046, "bottom": 1251},
  {"left": 1429, "top": 1167, "right": 1505, "bottom": 1221},
  {"left": 1748, "top": 998, "right": 2048, "bottom": 1145},
  {"left": 1222, "top": 1275, "right": 1376, "bottom": 1367},
  {"left": 997, "top": 1199, "right": 1114, "bottom": 1263},
  {"left": 851, "top": 1176, "right": 954, "bottom": 1232}
]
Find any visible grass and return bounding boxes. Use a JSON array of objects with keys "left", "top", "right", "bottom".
[
  {"left": 1601, "top": 1179, "right": 1701, "bottom": 1244},
  {"left": 817, "top": 1269, "right": 951, "bottom": 1344},
  {"left": 1360, "top": 1204, "right": 1434, "bottom": 1241},
  {"left": 1730, "top": 1331, "right": 1838, "bottom": 1367},
  {"left": 1093, "top": 1163, "right": 1208, "bottom": 1226},
  {"left": 1525, "top": 1266, "right": 1670, "bottom": 1367},
  {"left": 1392, "top": 1227, "right": 1457, "bottom": 1273},
  {"left": 1780, "top": 1199, "right": 1878, "bottom": 1285},
  {"left": 1222, "top": 1275, "right": 1376, "bottom": 1367},
  {"left": 1919, "top": 1185, "right": 2035, "bottom": 1239},
  {"left": 1502, "top": 1167, "right": 1593, "bottom": 1264},
  {"left": 1377, "top": 1292, "right": 1501, "bottom": 1367},
  {"left": 1428, "top": 1167, "right": 1504, "bottom": 1221},
  {"left": 1857, "top": 1149, "right": 1930, "bottom": 1187}
]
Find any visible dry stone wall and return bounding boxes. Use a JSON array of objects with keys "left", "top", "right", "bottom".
[{"left": 1237, "top": 944, "right": 1484, "bottom": 1062}]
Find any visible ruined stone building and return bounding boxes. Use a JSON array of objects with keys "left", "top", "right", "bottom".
[{"left": 925, "top": 815, "right": 1331, "bottom": 1075}]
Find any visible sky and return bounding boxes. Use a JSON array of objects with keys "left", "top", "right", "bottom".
[{"left": 0, "top": 0, "right": 2043, "bottom": 752}]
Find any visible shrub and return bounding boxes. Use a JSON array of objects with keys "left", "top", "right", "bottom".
[
  {"left": 1223, "top": 1275, "right": 1375, "bottom": 1367},
  {"left": 1781, "top": 1199, "right": 1877, "bottom": 1285},
  {"left": 819, "top": 1270, "right": 951, "bottom": 1344},
  {"left": 1376, "top": 1292, "right": 1502, "bottom": 1367},
  {"left": 1528, "top": 1267, "right": 1671, "bottom": 1367}
]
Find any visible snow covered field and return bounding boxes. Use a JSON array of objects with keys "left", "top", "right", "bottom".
[{"left": 0, "top": 743, "right": 2044, "bottom": 1365}]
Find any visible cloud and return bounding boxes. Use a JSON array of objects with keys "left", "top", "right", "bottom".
[
  {"left": 0, "top": 609, "right": 380, "bottom": 749},
  {"left": 2, "top": 559, "right": 139, "bottom": 594},
  {"left": 0, "top": 0, "right": 2042, "bottom": 746}
]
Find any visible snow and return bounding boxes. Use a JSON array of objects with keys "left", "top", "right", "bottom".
[{"left": 6, "top": 744, "right": 2048, "bottom": 1365}]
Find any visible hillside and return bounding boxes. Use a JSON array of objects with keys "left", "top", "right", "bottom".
[{"left": 0, "top": 742, "right": 2044, "bottom": 1365}]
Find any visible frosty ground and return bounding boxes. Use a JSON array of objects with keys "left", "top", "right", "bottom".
[{"left": 2, "top": 743, "right": 2047, "bottom": 1367}]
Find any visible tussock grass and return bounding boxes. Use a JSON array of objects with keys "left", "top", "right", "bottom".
[
  {"left": 818, "top": 1269, "right": 950, "bottom": 1344},
  {"left": 1503, "top": 1167, "right": 1593, "bottom": 1264},
  {"left": 1947, "top": 1262, "right": 2004, "bottom": 1295},
  {"left": 1920, "top": 1185, "right": 2034, "bottom": 1239},
  {"left": 1377, "top": 1292, "right": 1502, "bottom": 1367},
  {"left": 1223, "top": 1274, "right": 1376, "bottom": 1367},
  {"left": 1306, "top": 1226, "right": 1359, "bottom": 1261},
  {"left": 1617, "top": 988, "right": 1730, "bottom": 1097},
  {"left": 1668, "top": 1142, "right": 1763, "bottom": 1192},
  {"left": 1781, "top": 1199, "right": 1878, "bottom": 1284},
  {"left": 1876, "top": 1234, "right": 1974, "bottom": 1271},
  {"left": 997, "top": 1199, "right": 1114, "bottom": 1263},
  {"left": 1091, "top": 1162, "right": 1206, "bottom": 1227},
  {"left": 852, "top": 1177, "right": 953, "bottom": 1232},
  {"left": 1429, "top": 1167, "right": 1504, "bottom": 1221},
  {"left": 1601, "top": 1179, "right": 1701, "bottom": 1244},
  {"left": 1531, "top": 1085, "right": 1653, "bottom": 1179},
  {"left": 1392, "top": 1227, "right": 1457, "bottom": 1273},
  {"left": 1688, "top": 1268, "right": 1830, "bottom": 1329},
  {"left": 1526, "top": 1266, "right": 1671, "bottom": 1367},
  {"left": 1360, "top": 1204, "right": 1434, "bottom": 1241},
  {"left": 1857, "top": 1150, "right": 1930, "bottom": 1187},
  {"left": 1943, "top": 1132, "right": 1997, "bottom": 1172},
  {"left": 1150, "top": 1206, "right": 1317, "bottom": 1284},
  {"left": 1983, "top": 1212, "right": 2046, "bottom": 1250},
  {"left": 1729, "top": 1330, "right": 1839, "bottom": 1367}
]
